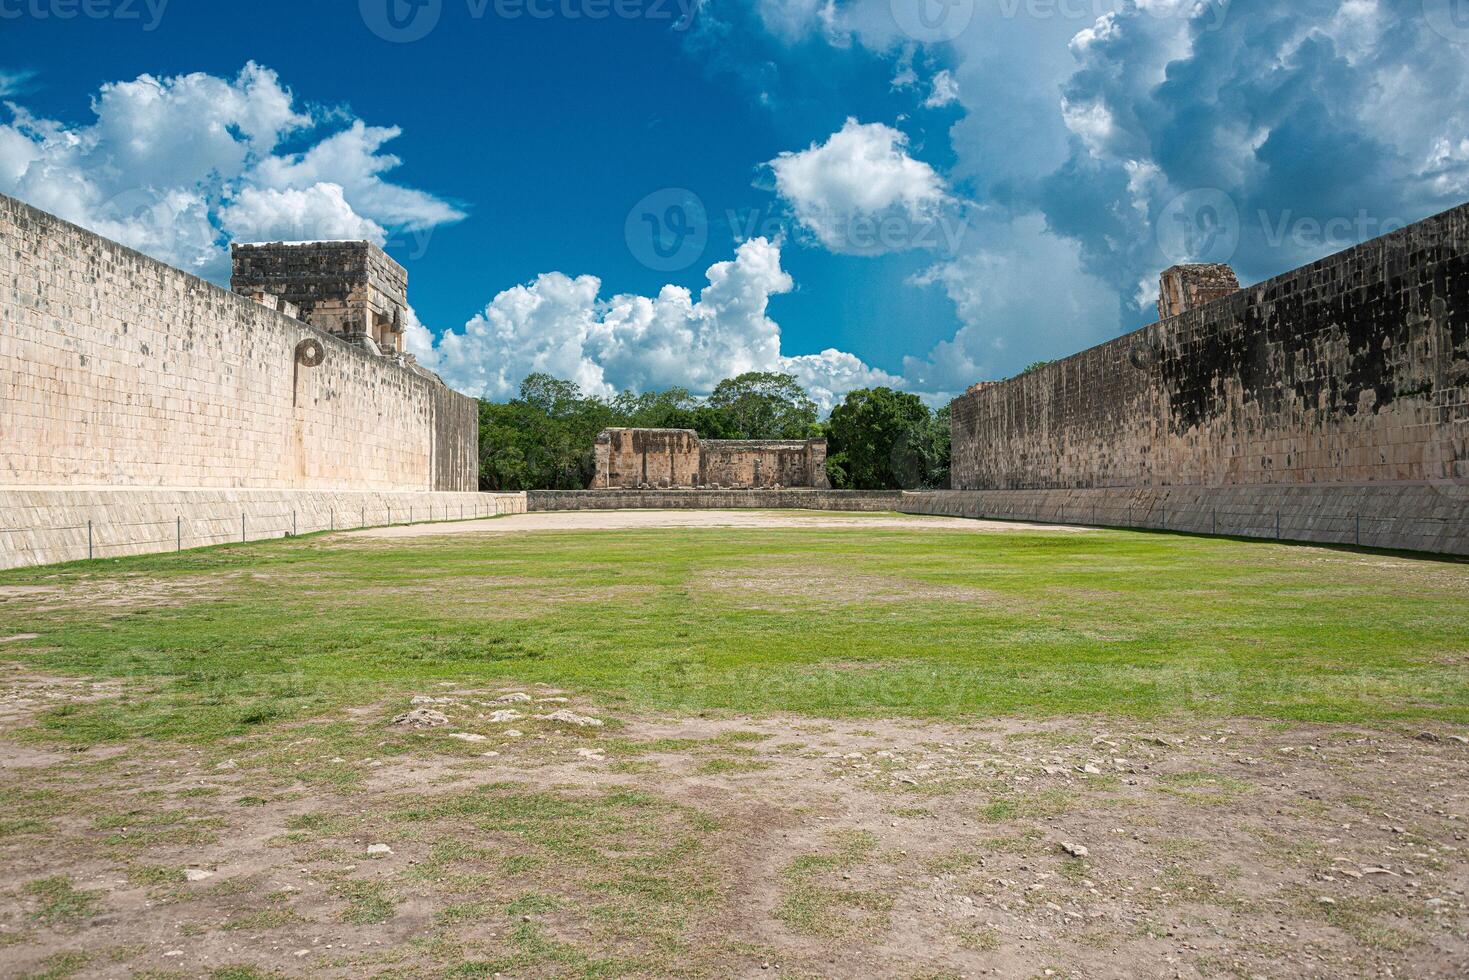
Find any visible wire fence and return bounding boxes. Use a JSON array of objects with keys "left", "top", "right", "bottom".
[{"left": 0, "top": 498, "right": 517, "bottom": 565}]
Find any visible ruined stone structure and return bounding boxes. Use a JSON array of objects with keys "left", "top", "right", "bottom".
[
  {"left": 947, "top": 202, "right": 1469, "bottom": 554},
  {"left": 593, "top": 428, "right": 829, "bottom": 490},
  {"left": 0, "top": 193, "right": 519, "bottom": 570},
  {"left": 1156, "top": 263, "right": 1240, "bottom": 320},
  {"left": 231, "top": 241, "right": 410, "bottom": 357}
]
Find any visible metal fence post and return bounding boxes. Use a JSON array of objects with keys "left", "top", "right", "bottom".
[
  {"left": 1275, "top": 510, "right": 1281, "bottom": 540},
  {"left": 87, "top": 520, "right": 92, "bottom": 560},
  {"left": 1355, "top": 513, "right": 1361, "bottom": 547},
  {"left": 177, "top": 516, "right": 181, "bottom": 552},
  {"left": 242, "top": 513, "right": 246, "bottom": 543},
  {"left": 292, "top": 511, "right": 297, "bottom": 537},
  {"left": 1213, "top": 508, "right": 1218, "bottom": 536}
]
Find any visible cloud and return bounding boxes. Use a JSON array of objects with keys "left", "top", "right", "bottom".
[
  {"left": 902, "top": 213, "right": 1119, "bottom": 393},
  {"left": 220, "top": 184, "right": 387, "bottom": 244},
  {"left": 924, "top": 69, "right": 959, "bottom": 108},
  {"left": 724, "top": 0, "right": 1469, "bottom": 390},
  {"left": 0, "top": 63, "right": 464, "bottom": 280},
  {"left": 424, "top": 237, "right": 896, "bottom": 410},
  {"left": 766, "top": 117, "right": 954, "bottom": 254},
  {"left": 0, "top": 69, "right": 37, "bottom": 98}
]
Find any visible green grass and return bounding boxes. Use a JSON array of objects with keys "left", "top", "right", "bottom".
[{"left": 1, "top": 523, "right": 1466, "bottom": 743}]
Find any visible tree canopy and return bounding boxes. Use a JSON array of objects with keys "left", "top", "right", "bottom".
[
  {"left": 823, "top": 387, "right": 949, "bottom": 491},
  {"left": 476, "top": 371, "right": 849, "bottom": 491}
]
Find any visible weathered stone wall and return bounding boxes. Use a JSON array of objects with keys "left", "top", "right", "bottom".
[
  {"left": 0, "top": 193, "right": 477, "bottom": 492},
  {"left": 592, "top": 429, "right": 829, "bottom": 489},
  {"left": 594, "top": 429, "right": 703, "bottom": 489},
  {"left": 0, "top": 489, "right": 526, "bottom": 570},
  {"left": 951, "top": 203, "right": 1469, "bottom": 492},
  {"left": 901, "top": 487, "right": 1468, "bottom": 555},
  {"left": 231, "top": 241, "right": 408, "bottom": 351},
  {"left": 702, "top": 440, "right": 829, "bottom": 489}
]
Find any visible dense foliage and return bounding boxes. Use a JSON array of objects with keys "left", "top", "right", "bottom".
[
  {"left": 477, "top": 372, "right": 950, "bottom": 491},
  {"left": 823, "top": 387, "right": 950, "bottom": 491}
]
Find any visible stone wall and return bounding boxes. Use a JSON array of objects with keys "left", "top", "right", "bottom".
[
  {"left": 0, "top": 489, "right": 526, "bottom": 570},
  {"left": 951, "top": 202, "right": 1469, "bottom": 492},
  {"left": 592, "top": 429, "right": 829, "bottom": 489},
  {"left": 594, "top": 429, "right": 703, "bottom": 489},
  {"left": 0, "top": 193, "right": 477, "bottom": 492}
]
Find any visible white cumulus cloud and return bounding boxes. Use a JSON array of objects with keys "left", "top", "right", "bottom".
[
  {"left": 766, "top": 117, "right": 953, "bottom": 254},
  {"left": 0, "top": 63, "right": 464, "bottom": 281},
  {"left": 424, "top": 237, "right": 896, "bottom": 410}
]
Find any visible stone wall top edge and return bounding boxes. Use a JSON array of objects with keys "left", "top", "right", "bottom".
[
  {"left": 1, "top": 191, "right": 442, "bottom": 393},
  {"left": 948, "top": 196, "right": 1469, "bottom": 414}
]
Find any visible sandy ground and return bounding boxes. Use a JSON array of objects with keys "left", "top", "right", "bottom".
[{"left": 348, "top": 509, "right": 1089, "bottom": 539}]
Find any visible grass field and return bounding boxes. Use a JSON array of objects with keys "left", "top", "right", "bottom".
[{"left": 0, "top": 514, "right": 1466, "bottom": 978}]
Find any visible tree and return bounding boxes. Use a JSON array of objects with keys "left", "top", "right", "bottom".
[
  {"left": 824, "top": 387, "right": 948, "bottom": 490},
  {"left": 477, "top": 371, "right": 837, "bottom": 490},
  {"left": 706, "top": 372, "right": 818, "bottom": 439},
  {"left": 477, "top": 375, "right": 617, "bottom": 490}
]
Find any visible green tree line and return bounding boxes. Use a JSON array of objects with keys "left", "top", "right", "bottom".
[{"left": 477, "top": 371, "right": 950, "bottom": 492}]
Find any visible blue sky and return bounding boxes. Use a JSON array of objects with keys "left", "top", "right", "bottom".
[{"left": 3, "top": 0, "right": 1468, "bottom": 407}]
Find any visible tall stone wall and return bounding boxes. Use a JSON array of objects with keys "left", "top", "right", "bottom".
[
  {"left": 951, "top": 202, "right": 1469, "bottom": 492},
  {"left": 0, "top": 193, "right": 477, "bottom": 492}
]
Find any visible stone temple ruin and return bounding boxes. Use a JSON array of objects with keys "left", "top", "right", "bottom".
[
  {"left": 593, "top": 428, "right": 829, "bottom": 490},
  {"left": 230, "top": 240, "right": 416, "bottom": 364}
]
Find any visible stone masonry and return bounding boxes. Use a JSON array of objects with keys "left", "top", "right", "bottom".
[
  {"left": 945, "top": 202, "right": 1469, "bottom": 553},
  {"left": 1156, "top": 263, "right": 1241, "bottom": 320},
  {"left": 951, "top": 206, "right": 1469, "bottom": 492},
  {"left": 0, "top": 192, "right": 478, "bottom": 493},
  {"left": 231, "top": 241, "right": 411, "bottom": 357},
  {"left": 593, "top": 428, "right": 830, "bottom": 490}
]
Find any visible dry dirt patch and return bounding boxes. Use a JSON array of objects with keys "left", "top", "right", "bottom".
[
  {"left": 347, "top": 509, "right": 1090, "bottom": 540},
  {"left": 0, "top": 679, "right": 1465, "bottom": 979}
]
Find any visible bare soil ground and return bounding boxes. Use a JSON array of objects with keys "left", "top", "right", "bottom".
[
  {"left": 347, "top": 509, "right": 1088, "bottom": 539},
  {"left": 1, "top": 671, "right": 1465, "bottom": 979}
]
